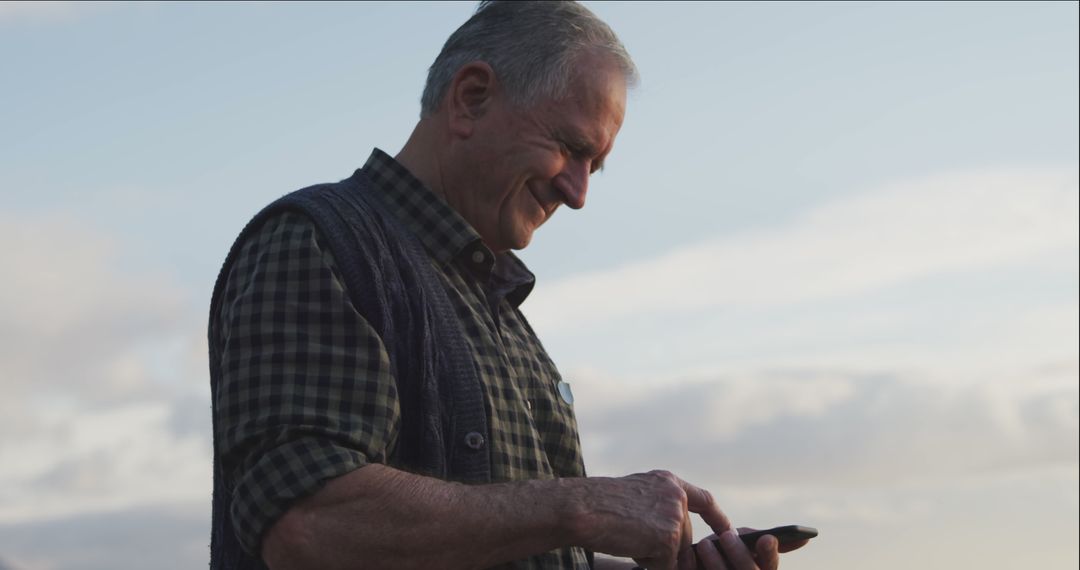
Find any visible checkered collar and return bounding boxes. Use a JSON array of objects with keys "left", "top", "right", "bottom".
[{"left": 360, "top": 148, "right": 536, "bottom": 307}]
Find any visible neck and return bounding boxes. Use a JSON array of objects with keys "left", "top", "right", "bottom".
[
  {"left": 395, "top": 120, "right": 448, "bottom": 201},
  {"left": 394, "top": 117, "right": 488, "bottom": 250}
]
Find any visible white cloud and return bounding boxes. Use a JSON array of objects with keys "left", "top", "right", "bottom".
[
  {"left": 571, "top": 361, "right": 1079, "bottom": 569},
  {"left": 682, "top": 465, "right": 1079, "bottom": 570},
  {"left": 0, "top": 212, "right": 186, "bottom": 401},
  {"left": 670, "top": 299, "right": 1080, "bottom": 383},
  {"left": 0, "top": 401, "right": 211, "bottom": 523},
  {"left": 0, "top": 212, "right": 211, "bottom": 524},
  {"left": 538, "top": 166, "right": 1079, "bottom": 567},
  {"left": 525, "top": 166, "right": 1079, "bottom": 331},
  {"left": 574, "top": 362, "right": 1079, "bottom": 488}
]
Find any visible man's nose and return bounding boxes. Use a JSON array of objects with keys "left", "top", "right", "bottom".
[{"left": 555, "top": 158, "right": 589, "bottom": 210}]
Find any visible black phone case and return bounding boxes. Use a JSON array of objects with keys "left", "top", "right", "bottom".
[{"left": 715, "top": 525, "right": 819, "bottom": 549}]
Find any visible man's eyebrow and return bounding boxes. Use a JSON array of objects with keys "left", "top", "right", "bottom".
[{"left": 560, "top": 132, "right": 593, "bottom": 154}]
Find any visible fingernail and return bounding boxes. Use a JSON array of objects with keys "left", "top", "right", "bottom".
[{"left": 721, "top": 529, "right": 739, "bottom": 545}]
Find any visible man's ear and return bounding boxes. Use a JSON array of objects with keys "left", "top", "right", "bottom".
[{"left": 446, "top": 61, "right": 497, "bottom": 138}]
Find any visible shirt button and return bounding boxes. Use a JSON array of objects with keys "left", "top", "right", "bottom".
[
  {"left": 471, "top": 250, "right": 486, "bottom": 264},
  {"left": 464, "top": 431, "right": 485, "bottom": 450}
]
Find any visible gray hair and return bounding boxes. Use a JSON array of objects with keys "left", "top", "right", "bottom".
[{"left": 419, "top": 1, "right": 638, "bottom": 118}]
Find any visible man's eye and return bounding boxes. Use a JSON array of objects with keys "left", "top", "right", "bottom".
[
  {"left": 557, "top": 138, "right": 579, "bottom": 155},
  {"left": 556, "top": 138, "right": 600, "bottom": 173}
]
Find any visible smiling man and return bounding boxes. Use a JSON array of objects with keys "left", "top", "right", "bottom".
[
  {"left": 399, "top": 48, "right": 626, "bottom": 253},
  {"left": 208, "top": 2, "right": 797, "bottom": 569}
]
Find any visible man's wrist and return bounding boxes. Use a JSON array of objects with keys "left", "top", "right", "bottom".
[{"left": 552, "top": 476, "right": 596, "bottom": 549}]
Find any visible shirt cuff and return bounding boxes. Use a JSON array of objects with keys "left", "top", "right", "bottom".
[{"left": 229, "top": 435, "right": 369, "bottom": 556}]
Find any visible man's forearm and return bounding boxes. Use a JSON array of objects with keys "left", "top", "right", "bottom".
[
  {"left": 261, "top": 463, "right": 585, "bottom": 570},
  {"left": 261, "top": 465, "right": 732, "bottom": 569}
]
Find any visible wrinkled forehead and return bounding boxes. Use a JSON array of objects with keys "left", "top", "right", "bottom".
[
  {"left": 565, "top": 65, "right": 627, "bottom": 137},
  {"left": 567, "top": 52, "right": 629, "bottom": 113},
  {"left": 538, "top": 61, "right": 626, "bottom": 124}
]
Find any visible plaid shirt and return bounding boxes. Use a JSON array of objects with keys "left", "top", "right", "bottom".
[{"left": 214, "top": 149, "right": 588, "bottom": 568}]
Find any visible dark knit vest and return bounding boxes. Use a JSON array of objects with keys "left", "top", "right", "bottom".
[{"left": 207, "top": 170, "right": 492, "bottom": 569}]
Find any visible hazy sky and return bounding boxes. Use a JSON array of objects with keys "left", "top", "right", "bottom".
[{"left": 1, "top": 2, "right": 1077, "bottom": 569}]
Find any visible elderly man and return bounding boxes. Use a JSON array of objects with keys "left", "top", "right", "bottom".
[{"left": 209, "top": 2, "right": 800, "bottom": 569}]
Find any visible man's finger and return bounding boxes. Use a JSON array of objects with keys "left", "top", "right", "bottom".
[
  {"left": 678, "top": 478, "right": 731, "bottom": 534},
  {"left": 677, "top": 502, "right": 695, "bottom": 570},
  {"left": 716, "top": 530, "right": 757, "bottom": 570},
  {"left": 754, "top": 535, "right": 779, "bottom": 570},
  {"left": 777, "top": 538, "right": 810, "bottom": 553},
  {"left": 695, "top": 538, "right": 729, "bottom": 570}
]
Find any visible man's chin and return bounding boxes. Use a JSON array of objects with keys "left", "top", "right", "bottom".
[
  {"left": 505, "top": 233, "right": 533, "bottom": 251},
  {"left": 486, "top": 221, "right": 540, "bottom": 252},
  {"left": 481, "top": 232, "right": 531, "bottom": 253},
  {"left": 506, "top": 228, "right": 536, "bottom": 251}
]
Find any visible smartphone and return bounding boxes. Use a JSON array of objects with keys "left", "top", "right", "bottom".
[{"left": 711, "top": 525, "right": 818, "bottom": 550}]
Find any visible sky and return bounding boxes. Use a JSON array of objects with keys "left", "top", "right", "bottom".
[{"left": 0, "top": 1, "right": 1077, "bottom": 569}]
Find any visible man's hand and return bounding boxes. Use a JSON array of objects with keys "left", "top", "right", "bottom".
[
  {"left": 690, "top": 528, "right": 809, "bottom": 570},
  {"left": 691, "top": 530, "right": 779, "bottom": 570},
  {"left": 568, "top": 470, "right": 733, "bottom": 570}
]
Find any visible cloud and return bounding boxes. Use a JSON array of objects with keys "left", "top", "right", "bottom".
[
  {"left": 0, "top": 212, "right": 188, "bottom": 400},
  {"left": 0, "top": 212, "right": 211, "bottom": 524},
  {"left": 525, "top": 166, "right": 1079, "bottom": 332},
  {"left": 0, "top": 395, "right": 212, "bottom": 524},
  {"left": 535, "top": 165, "right": 1080, "bottom": 566},
  {"left": 573, "top": 360, "right": 1078, "bottom": 569},
  {"left": 573, "top": 362, "right": 1079, "bottom": 488},
  {"left": 694, "top": 465, "right": 1078, "bottom": 570},
  {"left": 0, "top": 504, "right": 208, "bottom": 570}
]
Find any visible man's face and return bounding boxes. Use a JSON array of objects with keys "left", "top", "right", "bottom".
[{"left": 454, "top": 58, "right": 627, "bottom": 252}]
